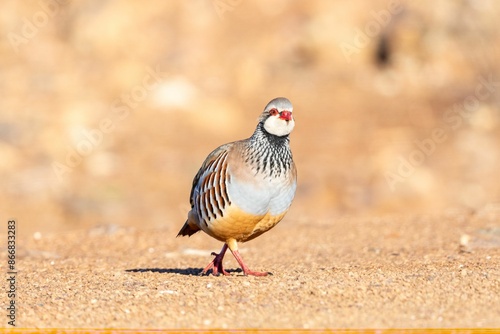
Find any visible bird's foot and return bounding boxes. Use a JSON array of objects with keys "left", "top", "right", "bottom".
[
  {"left": 230, "top": 249, "right": 271, "bottom": 276},
  {"left": 200, "top": 245, "right": 230, "bottom": 276}
]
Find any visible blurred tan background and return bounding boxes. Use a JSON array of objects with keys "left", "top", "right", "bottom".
[{"left": 1, "top": 1, "right": 499, "bottom": 238}]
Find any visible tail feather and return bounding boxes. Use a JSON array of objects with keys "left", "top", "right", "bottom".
[{"left": 176, "top": 220, "right": 200, "bottom": 237}]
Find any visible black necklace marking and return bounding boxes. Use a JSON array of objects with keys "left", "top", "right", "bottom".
[{"left": 245, "top": 123, "right": 293, "bottom": 178}]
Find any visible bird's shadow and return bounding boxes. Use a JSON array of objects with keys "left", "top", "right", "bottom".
[{"left": 125, "top": 267, "right": 243, "bottom": 276}]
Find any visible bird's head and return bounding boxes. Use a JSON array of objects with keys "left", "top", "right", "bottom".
[{"left": 259, "top": 97, "right": 295, "bottom": 137}]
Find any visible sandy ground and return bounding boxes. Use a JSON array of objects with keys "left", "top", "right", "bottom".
[
  {"left": 2, "top": 1, "right": 500, "bottom": 239},
  {"left": 2, "top": 208, "right": 498, "bottom": 329}
]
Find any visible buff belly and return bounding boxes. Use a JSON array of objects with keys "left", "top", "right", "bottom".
[{"left": 200, "top": 205, "right": 286, "bottom": 243}]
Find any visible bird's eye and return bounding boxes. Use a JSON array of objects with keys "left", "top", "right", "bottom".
[{"left": 269, "top": 108, "right": 279, "bottom": 116}]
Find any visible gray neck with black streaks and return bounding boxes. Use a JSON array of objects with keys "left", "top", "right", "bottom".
[{"left": 244, "top": 123, "right": 294, "bottom": 178}]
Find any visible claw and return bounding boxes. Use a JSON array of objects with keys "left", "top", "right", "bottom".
[
  {"left": 242, "top": 269, "right": 270, "bottom": 276},
  {"left": 229, "top": 248, "right": 271, "bottom": 277},
  {"left": 201, "top": 244, "right": 230, "bottom": 276},
  {"left": 200, "top": 243, "right": 270, "bottom": 277}
]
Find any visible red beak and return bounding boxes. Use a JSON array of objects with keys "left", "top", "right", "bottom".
[{"left": 279, "top": 110, "right": 292, "bottom": 121}]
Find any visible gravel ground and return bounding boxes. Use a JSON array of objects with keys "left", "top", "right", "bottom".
[{"left": 3, "top": 209, "right": 499, "bottom": 329}]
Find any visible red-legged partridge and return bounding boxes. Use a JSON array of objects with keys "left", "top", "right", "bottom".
[{"left": 177, "top": 97, "right": 297, "bottom": 276}]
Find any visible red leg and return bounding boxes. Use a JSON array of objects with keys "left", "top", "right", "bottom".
[
  {"left": 230, "top": 249, "right": 270, "bottom": 276},
  {"left": 201, "top": 244, "right": 230, "bottom": 276}
]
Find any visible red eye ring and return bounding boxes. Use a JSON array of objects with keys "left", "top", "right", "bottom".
[{"left": 269, "top": 108, "right": 279, "bottom": 116}]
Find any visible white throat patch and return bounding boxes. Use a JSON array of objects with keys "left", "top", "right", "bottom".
[{"left": 263, "top": 116, "right": 295, "bottom": 137}]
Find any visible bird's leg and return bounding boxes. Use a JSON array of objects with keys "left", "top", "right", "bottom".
[
  {"left": 227, "top": 239, "right": 270, "bottom": 277},
  {"left": 201, "top": 243, "right": 230, "bottom": 276}
]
